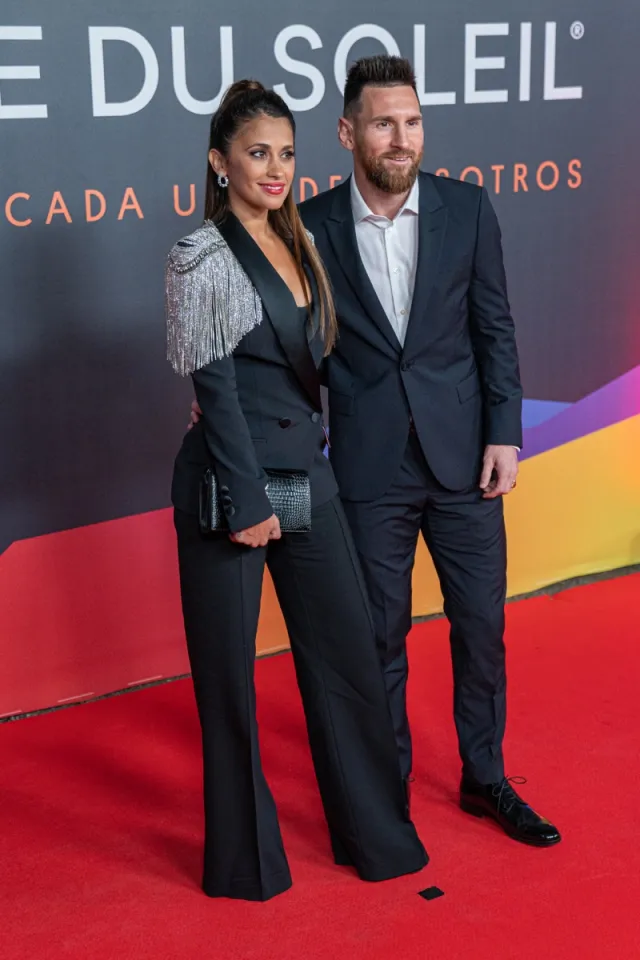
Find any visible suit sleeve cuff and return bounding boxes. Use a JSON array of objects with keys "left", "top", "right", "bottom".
[{"left": 217, "top": 476, "right": 274, "bottom": 534}]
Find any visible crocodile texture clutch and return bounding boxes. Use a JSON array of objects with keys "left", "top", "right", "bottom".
[{"left": 199, "top": 467, "right": 311, "bottom": 534}]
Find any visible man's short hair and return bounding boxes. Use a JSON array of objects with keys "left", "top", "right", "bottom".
[{"left": 343, "top": 55, "right": 418, "bottom": 117}]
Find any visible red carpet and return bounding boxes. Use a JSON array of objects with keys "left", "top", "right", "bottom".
[{"left": 2, "top": 574, "right": 639, "bottom": 960}]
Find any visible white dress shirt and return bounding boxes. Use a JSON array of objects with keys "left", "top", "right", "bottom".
[{"left": 350, "top": 176, "right": 420, "bottom": 347}]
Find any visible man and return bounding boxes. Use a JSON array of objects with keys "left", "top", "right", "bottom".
[{"left": 192, "top": 56, "right": 560, "bottom": 847}]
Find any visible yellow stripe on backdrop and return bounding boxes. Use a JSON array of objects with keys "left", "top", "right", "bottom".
[
  {"left": 255, "top": 414, "right": 640, "bottom": 654},
  {"left": 412, "top": 413, "right": 640, "bottom": 615}
]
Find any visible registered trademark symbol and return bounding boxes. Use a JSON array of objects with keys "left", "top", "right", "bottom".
[{"left": 570, "top": 21, "right": 585, "bottom": 40}]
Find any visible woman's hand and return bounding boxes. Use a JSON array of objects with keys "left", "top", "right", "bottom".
[
  {"left": 230, "top": 515, "right": 281, "bottom": 548},
  {"left": 188, "top": 400, "right": 202, "bottom": 430},
  {"left": 189, "top": 395, "right": 276, "bottom": 545}
]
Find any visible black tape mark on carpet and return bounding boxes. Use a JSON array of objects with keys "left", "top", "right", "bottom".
[{"left": 418, "top": 886, "right": 444, "bottom": 901}]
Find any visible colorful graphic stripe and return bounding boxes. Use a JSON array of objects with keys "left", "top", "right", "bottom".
[{"left": 522, "top": 365, "right": 640, "bottom": 460}]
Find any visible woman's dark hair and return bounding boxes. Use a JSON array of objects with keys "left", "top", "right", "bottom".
[{"left": 204, "top": 79, "right": 337, "bottom": 353}]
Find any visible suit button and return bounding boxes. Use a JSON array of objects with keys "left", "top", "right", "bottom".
[
  {"left": 222, "top": 494, "right": 233, "bottom": 506},
  {"left": 279, "top": 418, "right": 292, "bottom": 429},
  {"left": 224, "top": 505, "right": 236, "bottom": 518},
  {"left": 401, "top": 361, "right": 413, "bottom": 372},
  {"left": 220, "top": 485, "right": 230, "bottom": 494},
  {"left": 311, "top": 412, "right": 321, "bottom": 423}
]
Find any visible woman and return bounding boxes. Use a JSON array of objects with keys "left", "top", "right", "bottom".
[{"left": 166, "top": 79, "right": 428, "bottom": 902}]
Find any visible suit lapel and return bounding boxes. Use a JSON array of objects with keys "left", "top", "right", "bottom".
[
  {"left": 325, "top": 179, "right": 401, "bottom": 355},
  {"left": 403, "top": 173, "right": 448, "bottom": 353},
  {"left": 304, "top": 268, "right": 325, "bottom": 368},
  {"left": 216, "top": 214, "right": 322, "bottom": 411}
]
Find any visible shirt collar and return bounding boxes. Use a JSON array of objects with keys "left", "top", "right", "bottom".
[{"left": 350, "top": 174, "right": 420, "bottom": 224}]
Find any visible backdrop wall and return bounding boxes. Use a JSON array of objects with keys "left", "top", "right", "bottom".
[{"left": 2, "top": 1, "right": 639, "bottom": 716}]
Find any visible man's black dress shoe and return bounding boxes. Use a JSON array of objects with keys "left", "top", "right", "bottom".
[{"left": 460, "top": 776, "right": 561, "bottom": 847}]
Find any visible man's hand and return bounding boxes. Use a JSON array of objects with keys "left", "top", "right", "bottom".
[
  {"left": 188, "top": 400, "right": 203, "bottom": 430},
  {"left": 230, "top": 515, "right": 281, "bottom": 548},
  {"left": 479, "top": 445, "right": 519, "bottom": 499}
]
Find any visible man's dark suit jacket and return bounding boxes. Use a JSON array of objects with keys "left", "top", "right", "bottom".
[{"left": 299, "top": 172, "right": 523, "bottom": 501}]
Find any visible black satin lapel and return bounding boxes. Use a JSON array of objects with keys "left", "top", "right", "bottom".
[
  {"left": 326, "top": 184, "right": 401, "bottom": 354},
  {"left": 216, "top": 214, "right": 322, "bottom": 410},
  {"left": 404, "top": 176, "right": 448, "bottom": 351},
  {"left": 304, "top": 268, "right": 325, "bottom": 368}
]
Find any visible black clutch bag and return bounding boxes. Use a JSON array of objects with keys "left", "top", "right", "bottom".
[{"left": 199, "top": 467, "right": 312, "bottom": 534}]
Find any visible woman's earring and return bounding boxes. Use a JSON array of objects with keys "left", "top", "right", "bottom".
[{"left": 217, "top": 173, "right": 229, "bottom": 188}]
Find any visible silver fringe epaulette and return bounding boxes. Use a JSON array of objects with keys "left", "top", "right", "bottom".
[{"left": 165, "top": 221, "right": 263, "bottom": 376}]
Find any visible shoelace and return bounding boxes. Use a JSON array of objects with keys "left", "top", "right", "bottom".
[{"left": 491, "top": 776, "right": 528, "bottom": 814}]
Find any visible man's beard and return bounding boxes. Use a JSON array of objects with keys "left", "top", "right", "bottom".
[{"left": 360, "top": 148, "right": 423, "bottom": 195}]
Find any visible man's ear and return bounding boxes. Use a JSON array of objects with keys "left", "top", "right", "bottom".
[{"left": 338, "top": 116, "right": 355, "bottom": 152}]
